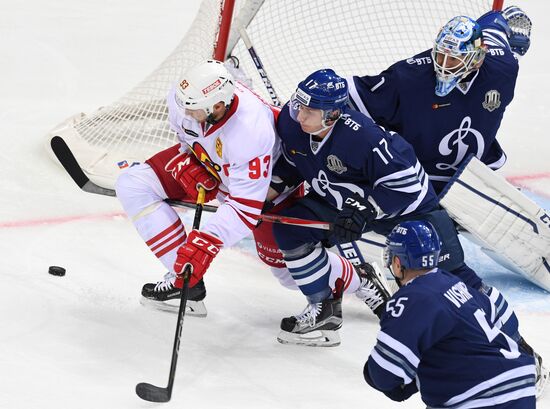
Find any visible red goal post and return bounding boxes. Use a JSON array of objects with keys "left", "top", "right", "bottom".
[{"left": 45, "top": 0, "right": 503, "bottom": 189}]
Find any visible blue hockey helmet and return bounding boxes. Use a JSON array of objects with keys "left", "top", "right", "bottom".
[
  {"left": 383, "top": 221, "right": 441, "bottom": 273},
  {"left": 432, "top": 16, "right": 487, "bottom": 96},
  {"left": 289, "top": 69, "right": 348, "bottom": 131}
]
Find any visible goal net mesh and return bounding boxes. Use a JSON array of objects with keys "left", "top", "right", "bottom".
[{"left": 45, "top": 0, "right": 494, "bottom": 188}]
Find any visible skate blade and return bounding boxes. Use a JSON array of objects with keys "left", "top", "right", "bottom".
[
  {"left": 536, "top": 365, "right": 549, "bottom": 399},
  {"left": 139, "top": 297, "right": 207, "bottom": 317},
  {"left": 277, "top": 329, "right": 341, "bottom": 347}
]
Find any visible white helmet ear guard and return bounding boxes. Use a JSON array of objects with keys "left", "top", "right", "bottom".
[{"left": 175, "top": 59, "right": 235, "bottom": 116}]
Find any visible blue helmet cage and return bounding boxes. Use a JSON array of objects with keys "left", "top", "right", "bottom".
[
  {"left": 432, "top": 16, "right": 487, "bottom": 96},
  {"left": 289, "top": 69, "right": 349, "bottom": 125},
  {"left": 384, "top": 221, "right": 441, "bottom": 273}
]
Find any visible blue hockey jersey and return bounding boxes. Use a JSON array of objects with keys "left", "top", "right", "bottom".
[
  {"left": 274, "top": 104, "right": 437, "bottom": 219},
  {"left": 366, "top": 269, "right": 536, "bottom": 408},
  {"left": 348, "top": 21, "right": 519, "bottom": 193}
]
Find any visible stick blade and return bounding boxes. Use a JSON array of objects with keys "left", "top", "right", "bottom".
[
  {"left": 135, "top": 382, "right": 171, "bottom": 402},
  {"left": 50, "top": 135, "right": 116, "bottom": 196},
  {"left": 50, "top": 136, "right": 89, "bottom": 189}
]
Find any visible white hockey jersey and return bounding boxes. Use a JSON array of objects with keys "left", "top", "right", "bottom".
[{"left": 167, "top": 82, "right": 280, "bottom": 247}]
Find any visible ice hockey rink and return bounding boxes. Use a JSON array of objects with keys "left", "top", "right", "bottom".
[{"left": 1, "top": 0, "right": 549, "bottom": 408}]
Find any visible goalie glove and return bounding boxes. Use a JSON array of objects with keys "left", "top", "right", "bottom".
[
  {"left": 174, "top": 230, "right": 223, "bottom": 288},
  {"left": 172, "top": 152, "right": 219, "bottom": 202},
  {"left": 333, "top": 194, "right": 377, "bottom": 243},
  {"left": 502, "top": 5, "right": 532, "bottom": 56}
]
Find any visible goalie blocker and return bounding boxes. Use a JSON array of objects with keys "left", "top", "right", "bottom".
[{"left": 439, "top": 155, "right": 550, "bottom": 292}]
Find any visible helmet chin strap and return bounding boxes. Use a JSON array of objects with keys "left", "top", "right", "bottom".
[
  {"left": 309, "top": 121, "right": 334, "bottom": 136},
  {"left": 309, "top": 111, "right": 342, "bottom": 136}
]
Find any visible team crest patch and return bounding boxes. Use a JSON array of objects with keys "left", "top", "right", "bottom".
[
  {"left": 326, "top": 155, "right": 347, "bottom": 174},
  {"left": 215, "top": 137, "right": 223, "bottom": 158},
  {"left": 482, "top": 90, "right": 501, "bottom": 112},
  {"left": 311, "top": 141, "right": 320, "bottom": 153}
]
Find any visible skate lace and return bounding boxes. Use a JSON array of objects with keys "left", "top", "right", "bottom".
[
  {"left": 154, "top": 272, "right": 176, "bottom": 292},
  {"left": 295, "top": 303, "right": 322, "bottom": 327},
  {"left": 357, "top": 281, "right": 384, "bottom": 310}
]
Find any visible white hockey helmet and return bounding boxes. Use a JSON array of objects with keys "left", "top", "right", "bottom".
[{"left": 174, "top": 59, "right": 235, "bottom": 116}]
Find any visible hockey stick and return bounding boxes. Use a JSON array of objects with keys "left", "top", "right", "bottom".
[
  {"left": 238, "top": 26, "right": 282, "bottom": 107},
  {"left": 50, "top": 136, "right": 219, "bottom": 211},
  {"left": 135, "top": 187, "right": 206, "bottom": 402},
  {"left": 50, "top": 136, "right": 331, "bottom": 230}
]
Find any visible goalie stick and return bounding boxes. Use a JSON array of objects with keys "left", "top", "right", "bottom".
[
  {"left": 136, "top": 188, "right": 206, "bottom": 402},
  {"left": 50, "top": 136, "right": 331, "bottom": 230}
]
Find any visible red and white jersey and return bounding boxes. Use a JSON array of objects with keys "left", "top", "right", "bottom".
[{"left": 167, "top": 82, "right": 280, "bottom": 247}]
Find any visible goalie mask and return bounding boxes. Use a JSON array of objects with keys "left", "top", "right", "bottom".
[
  {"left": 289, "top": 69, "right": 348, "bottom": 135},
  {"left": 174, "top": 59, "right": 235, "bottom": 123},
  {"left": 383, "top": 221, "right": 441, "bottom": 281},
  {"left": 432, "top": 16, "right": 487, "bottom": 97}
]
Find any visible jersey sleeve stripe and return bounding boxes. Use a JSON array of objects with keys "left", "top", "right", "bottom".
[
  {"left": 377, "top": 331, "right": 420, "bottom": 367},
  {"left": 346, "top": 76, "right": 374, "bottom": 119},
  {"left": 398, "top": 169, "right": 430, "bottom": 216},
  {"left": 376, "top": 163, "right": 427, "bottom": 197},
  {"left": 226, "top": 203, "right": 257, "bottom": 230},
  {"left": 483, "top": 34, "right": 506, "bottom": 48},
  {"left": 374, "top": 342, "right": 418, "bottom": 380},
  {"left": 227, "top": 195, "right": 264, "bottom": 211},
  {"left": 373, "top": 165, "right": 417, "bottom": 188},
  {"left": 483, "top": 28, "right": 510, "bottom": 47},
  {"left": 370, "top": 349, "right": 415, "bottom": 384}
]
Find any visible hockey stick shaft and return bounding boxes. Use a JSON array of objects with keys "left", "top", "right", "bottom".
[
  {"left": 168, "top": 200, "right": 331, "bottom": 230},
  {"left": 135, "top": 188, "right": 206, "bottom": 402},
  {"left": 238, "top": 26, "right": 282, "bottom": 107},
  {"left": 50, "top": 136, "right": 330, "bottom": 229}
]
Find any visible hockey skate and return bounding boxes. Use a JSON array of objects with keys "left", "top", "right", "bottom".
[
  {"left": 534, "top": 351, "right": 550, "bottom": 399},
  {"left": 140, "top": 272, "right": 207, "bottom": 317},
  {"left": 355, "top": 262, "right": 393, "bottom": 318},
  {"left": 277, "top": 295, "right": 343, "bottom": 347}
]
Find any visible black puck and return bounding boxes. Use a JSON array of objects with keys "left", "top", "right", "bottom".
[{"left": 48, "top": 266, "right": 66, "bottom": 276}]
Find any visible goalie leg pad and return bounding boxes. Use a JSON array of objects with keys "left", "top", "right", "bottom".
[{"left": 439, "top": 156, "right": 550, "bottom": 292}]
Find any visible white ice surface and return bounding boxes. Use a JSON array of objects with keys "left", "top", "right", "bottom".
[{"left": 0, "top": 1, "right": 549, "bottom": 408}]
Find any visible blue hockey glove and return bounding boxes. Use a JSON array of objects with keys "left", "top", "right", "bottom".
[
  {"left": 502, "top": 5, "right": 532, "bottom": 56},
  {"left": 333, "top": 194, "right": 377, "bottom": 243}
]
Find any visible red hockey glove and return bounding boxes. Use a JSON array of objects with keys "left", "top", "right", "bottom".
[
  {"left": 172, "top": 152, "right": 219, "bottom": 202},
  {"left": 174, "top": 230, "right": 223, "bottom": 288}
]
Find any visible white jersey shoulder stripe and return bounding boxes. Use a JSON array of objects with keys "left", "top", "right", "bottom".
[{"left": 345, "top": 76, "right": 374, "bottom": 119}]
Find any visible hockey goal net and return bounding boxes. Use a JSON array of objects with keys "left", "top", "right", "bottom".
[{"left": 45, "top": 0, "right": 498, "bottom": 189}]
